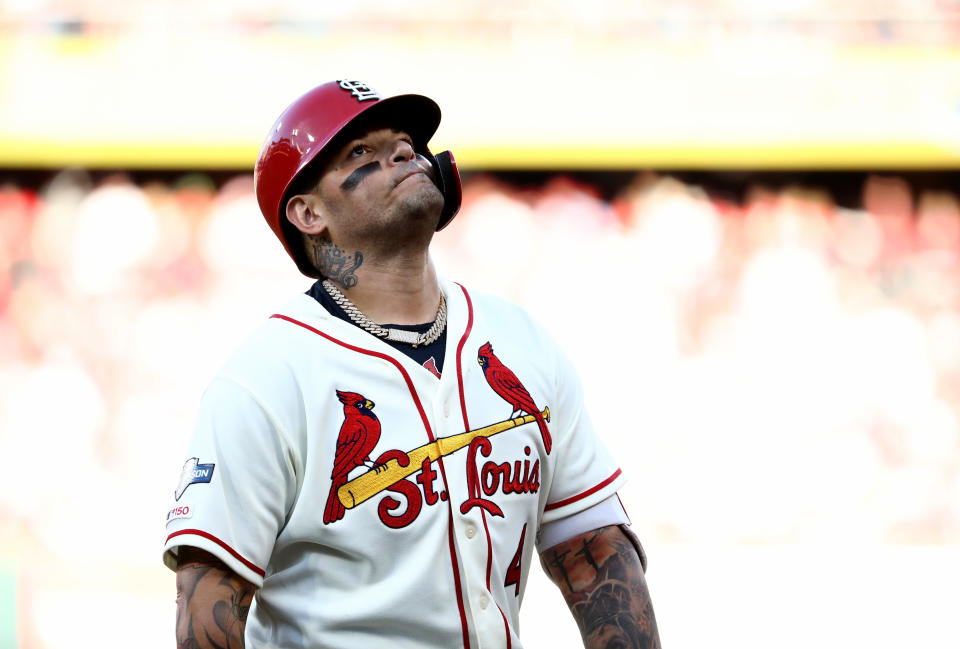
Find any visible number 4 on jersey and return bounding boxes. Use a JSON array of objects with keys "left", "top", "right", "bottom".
[{"left": 504, "top": 523, "right": 527, "bottom": 596}]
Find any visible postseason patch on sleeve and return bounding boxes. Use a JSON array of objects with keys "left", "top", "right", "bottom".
[{"left": 175, "top": 457, "right": 215, "bottom": 501}]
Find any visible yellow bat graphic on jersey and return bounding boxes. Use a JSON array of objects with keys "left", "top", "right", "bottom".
[{"left": 338, "top": 407, "right": 550, "bottom": 509}]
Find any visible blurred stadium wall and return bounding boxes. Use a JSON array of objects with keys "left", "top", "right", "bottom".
[{"left": 1, "top": 2, "right": 959, "bottom": 648}]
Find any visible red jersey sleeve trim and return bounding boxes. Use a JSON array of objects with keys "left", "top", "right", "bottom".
[
  {"left": 166, "top": 528, "right": 266, "bottom": 578},
  {"left": 544, "top": 469, "right": 622, "bottom": 512}
]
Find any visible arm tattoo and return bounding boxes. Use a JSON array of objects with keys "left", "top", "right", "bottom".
[
  {"left": 306, "top": 235, "right": 363, "bottom": 288},
  {"left": 540, "top": 525, "right": 661, "bottom": 649},
  {"left": 176, "top": 548, "right": 255, "bottom": 649},
  {"left": 574, "top": 531, "right": 602, "bottom": 572}
]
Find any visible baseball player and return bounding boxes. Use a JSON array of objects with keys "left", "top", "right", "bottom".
[{"left": 164, "top": 79, "right": 660, "bottom": 649}]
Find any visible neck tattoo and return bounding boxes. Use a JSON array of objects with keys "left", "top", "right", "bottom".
[
  {"left": 322, "top": 279, "right": 446, "bottom": 347},
  {"left": 309, "top": 238, "right": 363, "bottom": 288}
]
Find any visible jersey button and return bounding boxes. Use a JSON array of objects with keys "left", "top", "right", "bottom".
[
  {"left": 444, "top": 404, "right": 450, "bottom": 418},
  {"left": 465, "top": 524, "right": 476, "bottom": 539},
  {"left": 479, "top": 594, "right": 489, "bottom": 610}
]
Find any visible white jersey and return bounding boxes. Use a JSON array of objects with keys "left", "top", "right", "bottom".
[{"left": 162, "top": 279, "right": 626, "bottom": 649}]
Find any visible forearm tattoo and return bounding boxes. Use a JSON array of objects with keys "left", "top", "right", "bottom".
[
  {"left": 176, "top": 549, "right": 255, "bottom": 649},
  {"left": 306, "top": 235, "right": 363, "bottom": 287},
  {"left": 540, "top": 526, "right": 661, "bottom": 649}
]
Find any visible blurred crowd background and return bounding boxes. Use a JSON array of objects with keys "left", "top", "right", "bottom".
[
  {"left": 1, "top": 0, "right": 960, "bottom": 647},
  {"left": 3, "top": 166, "right": 960, "bottom": 542}
]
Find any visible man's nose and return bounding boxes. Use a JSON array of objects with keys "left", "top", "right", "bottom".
[{"left": 388, "top": 138, "right": 416, "bottom": 165}]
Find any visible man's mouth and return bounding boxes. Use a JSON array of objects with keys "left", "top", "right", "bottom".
[{"left": 396, "top": 169, "right": 429, "bottom": 187}]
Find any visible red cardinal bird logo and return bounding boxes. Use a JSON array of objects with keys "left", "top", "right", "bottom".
[
  {"left": 477, "top": 342, "right": 552, "bottom": 454},
  {"left": 323, "top": 390, "right": 382, "bottom": 524}
]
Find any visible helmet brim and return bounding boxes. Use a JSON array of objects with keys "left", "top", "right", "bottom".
[
  {"left": 297, "top": 93, "right": 442, "bottom": 185},
  {"left": 341, "top": 93, "right": 442, "bottom": 153}
]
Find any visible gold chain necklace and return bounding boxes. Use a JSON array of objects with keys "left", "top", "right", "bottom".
[{"left": 322, "top": 280, "right": 446, "bottom": 348}]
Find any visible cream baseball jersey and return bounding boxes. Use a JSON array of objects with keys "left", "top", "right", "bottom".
[{"left": 163, "top": 280, "right": 626, "bottom": 649}]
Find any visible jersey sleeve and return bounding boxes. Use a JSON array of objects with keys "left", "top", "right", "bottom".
[
  {"left": 541, "top": 346, "right": 626, "bottom": 525},
  {"left": 162, "top": 376, "right": 299, "bottom": 587},
  {"left": 537, "top": 494, "right": 630, "bottom": 551}
]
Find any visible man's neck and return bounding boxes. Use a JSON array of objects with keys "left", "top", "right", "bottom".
[{"left": 328, "top": 254, "right": 441, "bottom": 326}]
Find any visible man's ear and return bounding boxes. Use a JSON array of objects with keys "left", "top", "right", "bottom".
[{"left": 285, "top": 193, "right": 328, "bottom": 236}]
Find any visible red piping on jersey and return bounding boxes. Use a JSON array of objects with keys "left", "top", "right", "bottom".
[
  {"left": 270, "top": 314, "right": 434, "bottom": 439},
  {"left": 454, "top": 284, "right": 515, "bottom": 648},
  {"left": 480, "top": 510, "right": 493, "bottom": 590},
  {"left": 450, "top": 285, "right": 477, "bottom": 649},
  {"left": 430, "top": 442, "right": 470, "bottom": 649},
  {"left": 270, "top": 313, "right": 471, "bottom": 649},
  {"left": 452, "top": 285, "right": 495, "bottom": 591},
  {"left": 447, "top": 507, "right": 472, "bottom": 649},
  {"left": 544, "top": 468, "right": 623, "bottom": 511},
  {"left": 454, "top": 282, "right": 474, "bottom": 432},
  {"left": 166, "top": 528, "right": 266, "bottom": 577},
  {"left": 497, "top": 603, "right": 513, "bottom": 649}
]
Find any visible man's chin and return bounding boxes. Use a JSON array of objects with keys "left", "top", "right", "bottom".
[{"left": 398, "top": 189, "right": 445, "bottom": 228}]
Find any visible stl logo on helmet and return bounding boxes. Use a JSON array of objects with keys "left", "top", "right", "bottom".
[{"left": 337, "top": 80, "right": 380, "bottom": 102}]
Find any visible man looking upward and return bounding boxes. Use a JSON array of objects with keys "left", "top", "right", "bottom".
[{"left": 164, "top": 79, "right": 660, "bottom": 649}]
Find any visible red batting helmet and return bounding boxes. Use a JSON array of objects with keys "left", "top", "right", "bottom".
[{"left": 254, "top": 79, "right": 462, "bottom": 278}]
